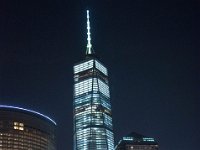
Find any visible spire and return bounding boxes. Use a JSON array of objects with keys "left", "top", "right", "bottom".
[{"left": 86, "top": 10, "right": 93, "bottom": 55}]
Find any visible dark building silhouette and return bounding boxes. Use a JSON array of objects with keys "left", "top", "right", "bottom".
[
  {"left": 115, "top": 132, "right": 159, "bottom": 150},
  {"left": 73, "top": 10, "right": 114, "bottom": 150},
  {"left": 0, "top": 105, "right": 56, "bottom": 150}
]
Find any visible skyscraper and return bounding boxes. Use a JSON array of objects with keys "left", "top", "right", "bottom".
[
  {"left": 115, "top": 132, "right": 159, "bottom": 150},
  {"left": 73, "top": 10, "right": 114, "bottom": 150}
]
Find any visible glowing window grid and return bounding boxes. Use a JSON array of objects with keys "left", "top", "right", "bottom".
[
  {"left": 74, "top": 78, "right": 110, "bottom": 97},
  {"left": 74, "top": 59, "right": 108, "bottom": 76},
  {"left": 95, "top": 60, "right": 108, "bottom": 75},
  {"left": 74, "top": 60, "right": 94, "bottom": 74}
]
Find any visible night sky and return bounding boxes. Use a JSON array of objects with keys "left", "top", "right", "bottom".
[{"left": 0, "top": 0, "right": 199, "bottom": 150}]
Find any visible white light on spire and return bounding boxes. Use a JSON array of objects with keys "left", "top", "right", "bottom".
[{"left": 86, "top": 10, "right": 92, "bottom": 55}]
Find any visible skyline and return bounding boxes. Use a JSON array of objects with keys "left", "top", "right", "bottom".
[{"left": 0, "top": 0, "right": 198, "bottom": 150}]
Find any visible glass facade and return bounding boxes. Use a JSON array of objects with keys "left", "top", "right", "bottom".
[
  {"left": 73, "top": 58, "right": 114, "bottom": 150},
  {"left": 0, "top": 106, "right": 56, "bottom": 150}
]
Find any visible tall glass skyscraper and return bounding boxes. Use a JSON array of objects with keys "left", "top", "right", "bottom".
[{"left": 73, "top": 10, "right": 114, "bottom": 150}]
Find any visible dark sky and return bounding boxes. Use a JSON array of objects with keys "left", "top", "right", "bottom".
[{"left": 0, "top": 0, "right": 199, "bottom": 150}]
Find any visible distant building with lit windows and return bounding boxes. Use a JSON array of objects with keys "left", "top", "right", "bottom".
[
  {"left": 0, "top": 105, "right": 56, "bottom": 150},
  {"left": 73, "top": 10, "right": 114, "bottom": 150},
  {"left": 115, "top": 132, "right": 159, "bottom": 150}
]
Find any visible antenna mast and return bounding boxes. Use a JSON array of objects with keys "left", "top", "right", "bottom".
[{"left": 86, "top": 10, "right": 92, "bottom": 55}]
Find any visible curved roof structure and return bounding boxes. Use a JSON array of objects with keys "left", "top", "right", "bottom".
[{"left": 0, "top": 105, "right": 56, "bottom": 125}]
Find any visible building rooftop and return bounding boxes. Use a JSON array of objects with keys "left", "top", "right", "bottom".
[
  {"left": 116, "top": 131, "right": 158, "bottom": 148},
  {"left": 0, "top": 105, "right": 56, "bottom": 125}
]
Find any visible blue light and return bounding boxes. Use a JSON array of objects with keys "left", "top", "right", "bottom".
[
  {"left": 123, "top": 137, "right": 134, "bottom": 141},
  {"left": 143, "top": 138, "right": 155, "bottom": 142},
  {"left": 0, "top": 105, "right": 57, "bottom": 125}
]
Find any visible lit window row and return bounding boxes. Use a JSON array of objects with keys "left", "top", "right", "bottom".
[
  {"left": 104, "top": 114, "right": 113, "bottom": 129},
  {"left": 98, "top": 79, "right": 110, "bottom": 97},
  {"left": 100, "top": 98, "right": 111, "bottom": 110},
  {"left": 123, "top": 137, "right": 134, "bottom": 141},
  {"left": 74, "top": 78, "right": 93, "bottom": 96},
  {"left": 75, "top": 127, "right": 114, "bottom": 150},
  {"left": 74, "top": 78, "right": 110, "bottom": 97},
  {"left": 106, "top": 129, "right": 114, "bottom": 150},
  {"left": 74, "top": 95, "right": 92, "bottom": 106},
  {"left": 74, "top": 60, "right": 94, "bottom": 74},
  {"left": 95, "top": 60, "right": 108, "bottom": 75},
  {"left": 143, "top": 137, "right": 155, "bottom": 142}
]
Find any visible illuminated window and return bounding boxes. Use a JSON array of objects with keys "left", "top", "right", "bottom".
[{"left": 13, "top": 122, "right": 24, "bottom": 131}]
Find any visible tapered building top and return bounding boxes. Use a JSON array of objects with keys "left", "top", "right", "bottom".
[{"left": 86, "top": 10, "right": 94, "bottom": 55}]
